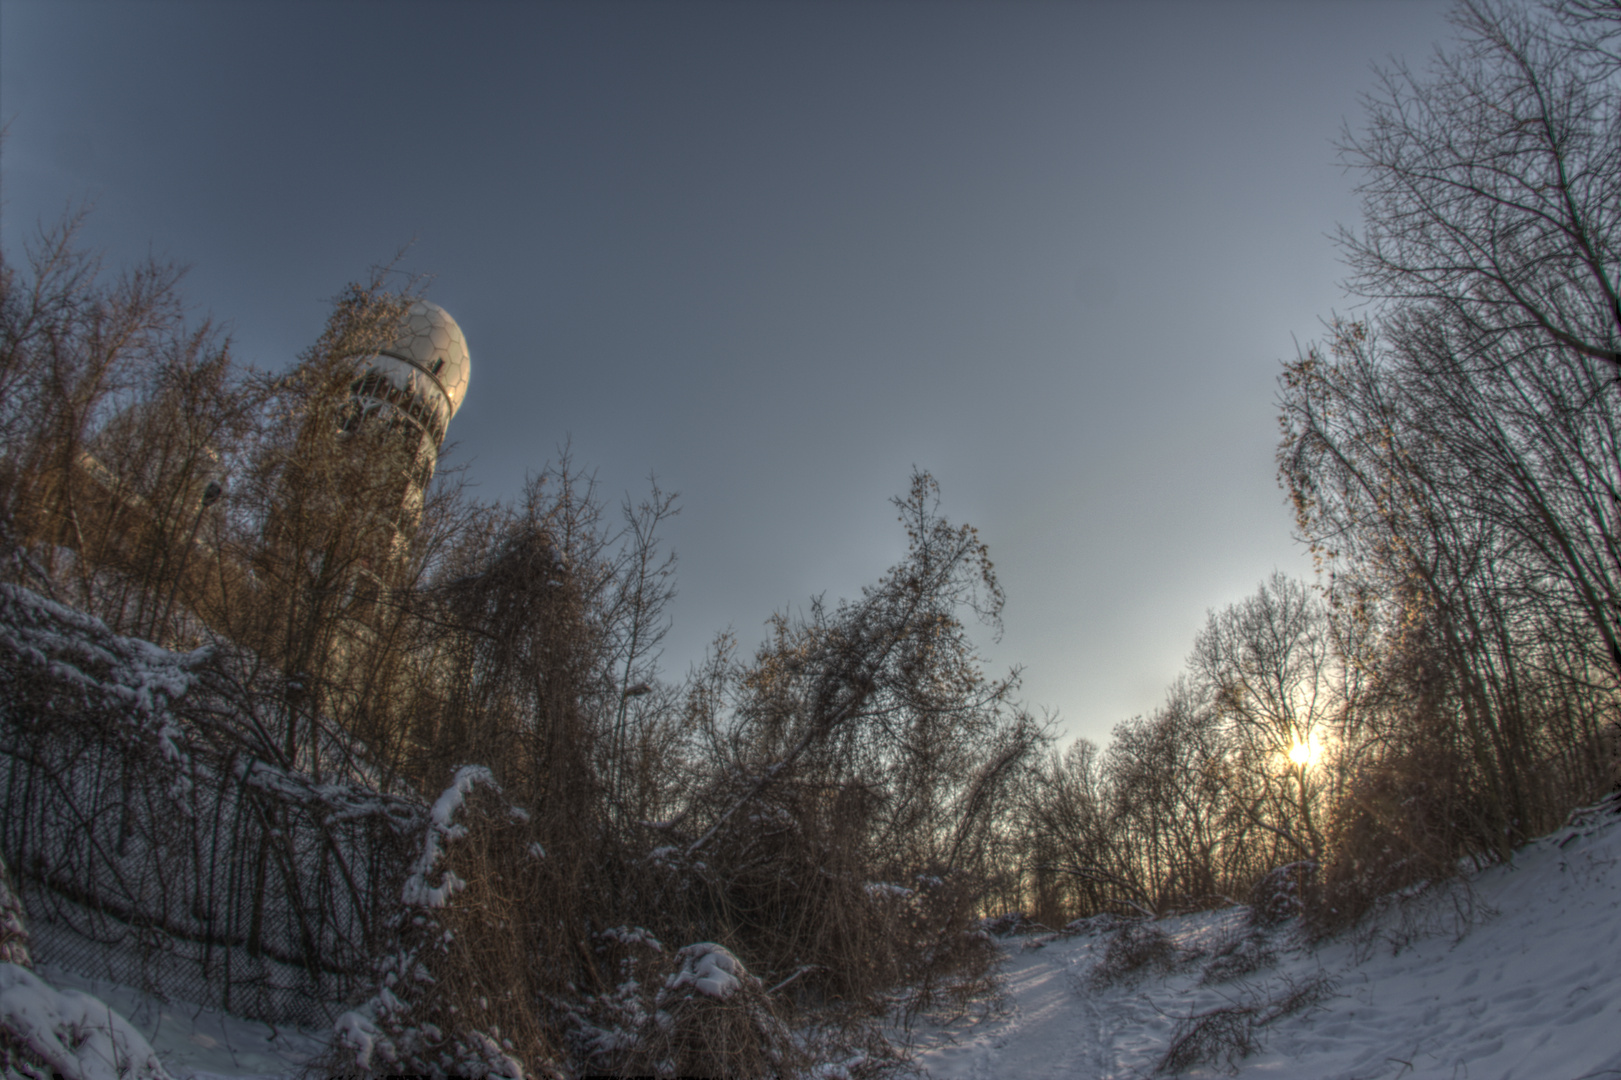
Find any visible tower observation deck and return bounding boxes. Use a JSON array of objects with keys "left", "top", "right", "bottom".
[{"left": 346, "top": 300, "right": 471, "bottom": 452}]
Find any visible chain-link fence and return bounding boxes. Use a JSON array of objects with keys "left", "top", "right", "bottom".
[{"left": 0, "top": 582, "right": 423, "bottom": 1026}]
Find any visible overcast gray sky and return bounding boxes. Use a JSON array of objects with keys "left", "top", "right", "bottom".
[{"left": 1, "top": 0, "right": 1455, "bottom": 748}]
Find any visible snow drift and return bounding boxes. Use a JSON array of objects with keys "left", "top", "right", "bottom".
[{"left": 915, "top": 793, "right": 1621, "bottom": 1079}]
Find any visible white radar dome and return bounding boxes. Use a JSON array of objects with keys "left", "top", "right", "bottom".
[{"left": 380, "top": 300, "right": 471, "bottom": 419}]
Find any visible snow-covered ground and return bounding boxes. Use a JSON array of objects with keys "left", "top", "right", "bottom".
[
  {"left": 913, "top": 799, "right": 1621, "bottom": 1079},
  {"left": 8, "top": 799, "right": 1618, "bottom": 1079},
  {"left": 12, "top": 965, "right": 326, "bottom": 1080}
]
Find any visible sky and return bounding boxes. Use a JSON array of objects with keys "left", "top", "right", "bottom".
[{"left": 0, "top": 0, "right": 1457, "bottom": 749}]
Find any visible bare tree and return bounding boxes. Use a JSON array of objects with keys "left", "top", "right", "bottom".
[
  {"left": 1192, "top": 574, "right": 1338, "bottom": 863},
  {"left": 685, "top": 471, "right": 1034, "bottom": 871},
  {"left": 1338, "top": 0, "right": 1621, "bottom": 371},
  {"left": 0, "top": 211, "right": 191, "bottom": 602},
  {"left": 1278, "top": 0, "right": 1621, "bottom": 874}
]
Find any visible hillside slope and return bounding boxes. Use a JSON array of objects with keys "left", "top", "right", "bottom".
[{"left": 915, "top": 796, "right": 1621, "bottom": 1080}]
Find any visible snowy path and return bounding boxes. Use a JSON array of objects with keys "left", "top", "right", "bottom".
[
  {"left": 910, "top": 940, "right": 1110, "bottom": 1080},
  {"left": 914, "top": 801, "right": 1621, "bottom": 1080}
]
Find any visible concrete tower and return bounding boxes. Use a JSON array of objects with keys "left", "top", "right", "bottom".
[
  {"left": 337, "top": 301, "right": 471, "bottom": 561},
  {"left": 354, "top": 300, "right": 472, "bottom": 445}
]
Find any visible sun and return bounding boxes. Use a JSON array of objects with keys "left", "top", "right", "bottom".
[{"left": 1288, "top": 739, "right": 1322, "bottom": 767}]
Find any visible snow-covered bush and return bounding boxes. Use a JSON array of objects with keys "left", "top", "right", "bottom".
[
  {"left": 1060, "top": 912, "right": 1123, "bottom": 938},
  {"left": 567, "top": 939, "right": 805, "bottom": 1080},
  {"left": 637, "top": 942, "right": 802, "bottom": 1079},
  {"left": 0, "top": 963, "right": 170, "bottom": 1080}
]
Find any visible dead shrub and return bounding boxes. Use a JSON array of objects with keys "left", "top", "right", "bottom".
[
  {"left": 663, "top": 770, "right": 1001, "bottom": 1028},
  {"left": 1199, "top": 926, "right": 1275, "bottom": 985},
  {"left": 1156, "top": 970, "right": 1338, "bottom": 1075},
  {"left": 1061, "top": 912, "right": 1123, "bottom": 937},
  {"left": 321, "top": 767, "right": 567, "bottom": 1080},
  {"left": 893, "top": 873, "right": 1004, "bottom": 1024},
  {"left": 902, "top": 932, "right": 1002, "bottom": 1025},
  {"left": 636, "top": 943, "right": 804, "bottom": 1080},
  {"left": 1088, "top": 919, "right": 1179, "bottom": 989},
  {"left": 674, "top": 786, "right": 899, "bottom": 1013},
  {"left": 317, "top": 771, "right": 896, "bottom": 1080},
  {"left": 1261, "top": 969, "right": 1339, "bottom": 1020},
  {"left": 1246, "top": 861, "right": 1317, "bottom": 929},
  {"left": 1157, "top": 1004, "right": 1259, "bottom": 1076},
  {"left": 978, "top": 910, "right": 1036, "bottom": 937}
]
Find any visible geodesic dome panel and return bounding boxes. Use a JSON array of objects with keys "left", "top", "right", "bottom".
[{"left": 379, "top": 301, "right": 471, "bottom": 419}]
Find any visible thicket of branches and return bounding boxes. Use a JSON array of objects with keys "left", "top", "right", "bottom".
[
  {"left": 1018, "top": 0, "right": 1621, "bottom": 936},
  {"left": 0, "top": 212, "right": 1041, "bottom": 1077},
  {"left": 1018, "top": 575, "right": 1350, "bottom": 925}
]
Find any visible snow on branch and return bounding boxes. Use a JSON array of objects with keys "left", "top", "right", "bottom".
[{"left": 401, "top": 765, "right": 500, "bottom": 909}]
